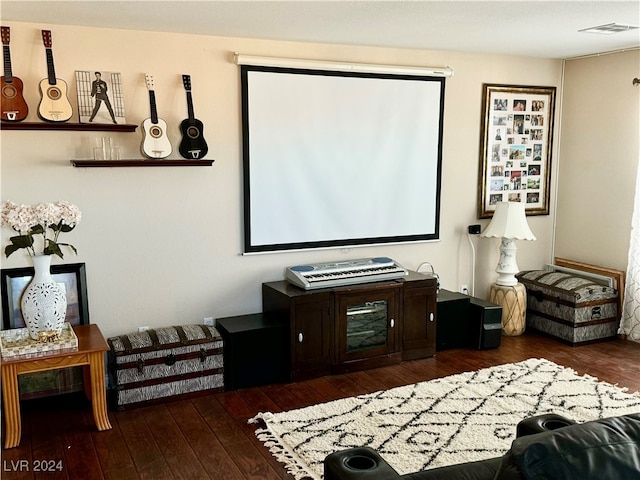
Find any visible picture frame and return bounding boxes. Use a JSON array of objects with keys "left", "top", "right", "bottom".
[
  {"left": 1, "top": 262, "right": 90, "bottom": 329},
  {"left": 75, "top": 70, "right": 126, "bottom": 124},
  {"left": 478, "top": 84, "right": 556, "bottom": 218},
  {"left": 1, "top": 263, "right": 90, "bottom": 400}
]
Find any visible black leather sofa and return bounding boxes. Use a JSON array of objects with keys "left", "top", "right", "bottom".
[{"left": 324, "top": 413, "right": 640, "bottom": 480}]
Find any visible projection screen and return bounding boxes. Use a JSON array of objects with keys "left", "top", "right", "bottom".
[{"left": 241, "top": 64, "right": 445, "bottom": 253}]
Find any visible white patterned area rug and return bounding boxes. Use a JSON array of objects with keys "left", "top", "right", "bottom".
[{"left": 249, "top": 358, "right": 640, "bottom": 479}]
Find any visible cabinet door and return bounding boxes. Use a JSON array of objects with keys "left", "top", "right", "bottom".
[
  {"left": 292, "top": 298, "right": 332, "bottom": 380},
  {"left": 402, "top": 283, "right": 437, "bottom": 360},
  {"left": 335, "top": 288, "right": 399, "bottom": 364}
]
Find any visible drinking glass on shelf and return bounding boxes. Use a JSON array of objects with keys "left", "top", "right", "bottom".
[{"left": 101, "top": 137, "right": 112, "bottom": 160}]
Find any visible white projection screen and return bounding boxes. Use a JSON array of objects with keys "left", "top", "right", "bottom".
[{"left": 241, "top": 65, "right": 445, "bottom": 253}]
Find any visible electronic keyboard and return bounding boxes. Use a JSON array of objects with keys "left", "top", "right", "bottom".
[{"left": 285, "top": 257, "right": 408, "bottom": 290}]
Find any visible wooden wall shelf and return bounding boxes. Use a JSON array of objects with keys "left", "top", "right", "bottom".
[
  {"left": 71, "top": 159, "right": 214, "bottom": 167},
  {"left": 2, "top": 122, "right": 138, "bottom": 132}
]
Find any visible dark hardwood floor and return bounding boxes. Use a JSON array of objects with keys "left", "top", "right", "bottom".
[{"left": 3, "top": 331, "right": 640, "bottom": 480}]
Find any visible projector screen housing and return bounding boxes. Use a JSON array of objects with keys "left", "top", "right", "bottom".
[{"left": 241, "top": 64, "right": 445, "bottom": 253}]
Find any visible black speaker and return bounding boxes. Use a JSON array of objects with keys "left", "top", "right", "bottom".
[
  {"left": 436, "top": 290, "right": 471, "bottom": 351},
  {"left": 468, "top": 297, "right": 502, "bottom": 349},
  {"left": 215, "top": 313, "right": 288, "bottom": 389}
]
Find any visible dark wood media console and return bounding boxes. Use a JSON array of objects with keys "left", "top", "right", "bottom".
[{"left": 262, "top": 271, "right": 438, "bottom": 381}]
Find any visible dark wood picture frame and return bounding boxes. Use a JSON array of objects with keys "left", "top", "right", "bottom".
[
  {"left": 1, "top": 262, "right": 90, "bottom": 330},
  {"left": 478, "top": 84, "right": 556, "bottom": 218},
  {"left": 0, "top": 262, "right": 90, "bottom": 400}
]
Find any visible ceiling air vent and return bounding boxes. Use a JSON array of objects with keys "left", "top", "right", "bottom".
[{"left": 579, "top": 23, "right": 639, "bottom": 35}]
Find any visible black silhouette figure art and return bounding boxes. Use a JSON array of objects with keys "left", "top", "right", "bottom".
[{"left": 89, "top": 71, "right": 117, "bottom": 123}]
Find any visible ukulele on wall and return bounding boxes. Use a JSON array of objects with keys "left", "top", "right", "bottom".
[
  {"left": 1, "top": 26, "right": 28, "bottom": 122},
  {"left": 38, "top": 29, "right": 72, "bottom": 122},
  {"left": 141, "top": 74, "right": 172, "bottom": 159},
  {"left": 178, "top": 74, "right": 208, "bottom": 159}
]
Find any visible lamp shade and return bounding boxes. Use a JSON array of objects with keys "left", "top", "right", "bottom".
[{"left": 481, "top": 202, "right": 536, "bottom": 240}]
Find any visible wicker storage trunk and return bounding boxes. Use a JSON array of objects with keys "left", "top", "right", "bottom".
[
  {"left": 516, "top": 270, "right": 619, "bottom": 345},
  {"left": 107, "top": 325, "right": 224, "bottom": 409}
]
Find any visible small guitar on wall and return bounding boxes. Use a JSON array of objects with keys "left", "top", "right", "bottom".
[
  {"left": 1, "top": 26, "right": 28, "bottom": 122},
  {"left": 141, "top": 74, "right": 171, "bottom": 159},
  {"left": 38, "top": 29, "right": 72, "bottom": 122},
  {"left": 178, "top": 74, "right": 208, "bottom": 159}
]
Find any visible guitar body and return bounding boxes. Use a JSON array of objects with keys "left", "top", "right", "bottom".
[
  {"left": 141, "top": 117, "right": 172, "bottom": 159},
  {"left": 141, "top": 74, "right": 171, "bottom": 159},
  {"left": 37, "top": 77, "right": 72, "bottom": 122},
  {"left": 178, "top": 74, "right": 208, "bottom": 160},
  {"left": 179, "top": 118, "right": 208, "bottom": 159},
  {"left": 38, "top": 30, "right": 72, "bottom": 122},
  {"left": 1, "top": 76, "right": 28, "bottom": 121},
  {"left": 1, "top": 26, "right": 28, "bottom": 121}
]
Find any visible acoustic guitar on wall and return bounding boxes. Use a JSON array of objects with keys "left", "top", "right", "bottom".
[
  {"left": 141, "top": 74, "right": 171, "bottom": 159},
  {"left": 38, "top": 29, "right": 72, "bottom": 122},
  {"left": 178, "top": 74, "right": 208, "bottom": 159},
  {"left": 1, "top": 26, "right": 28, "bottom": 122}
]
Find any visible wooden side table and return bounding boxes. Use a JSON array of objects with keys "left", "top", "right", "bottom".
[
  {"left": 489, "top": 283, "right": 527, "bottom": 336},
  {"left": 1, "top": 324, "right": 112, "bottom": 449}
]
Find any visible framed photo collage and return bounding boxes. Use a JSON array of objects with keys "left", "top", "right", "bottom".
[{"left": 478, "top": 84, "right": 556, "bottom": 218}]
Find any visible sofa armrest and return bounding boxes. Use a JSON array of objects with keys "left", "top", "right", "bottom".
[
  {"left": 324, "top": 447, "right": 401, "bottom": 480},
  {"left": 496, "top": 413, "right": 640, "bottom": 480},
  {"left": 401, "top": 457, "right": 501, "bottom": 480},
  {"left": 516, "top": 413, "right": 575, "bottom": 437}
]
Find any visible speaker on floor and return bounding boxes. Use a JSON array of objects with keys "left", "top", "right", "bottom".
[
  {"left": 436, "top": 290, "right": 471, "bottom": 351},
  {"left": 469, "top": 297, "right": 502, "bottom": 349}
]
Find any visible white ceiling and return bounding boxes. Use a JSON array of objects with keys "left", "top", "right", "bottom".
[{"left": 2, "top": 1, "right": 639, "bottom": 59}]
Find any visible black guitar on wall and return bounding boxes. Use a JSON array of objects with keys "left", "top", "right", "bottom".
[{"left": 178, "top": 74, "right": 208, "bottom": 159}]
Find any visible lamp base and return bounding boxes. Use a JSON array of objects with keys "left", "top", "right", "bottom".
[
  {"left": 494, "top": 238, "right": 520, "bottom": 286},
  {"left": 489, "top": 282, "right": 527, "bottom": 336}
]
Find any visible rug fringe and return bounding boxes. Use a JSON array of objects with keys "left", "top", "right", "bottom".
[
  {"left": 249, "top": 413, "right": 321, "bottom": 480},
  {"left": 536, "top": 357, "right": 640, "bottom": 397},
  {"left": 248, "top": 411, "right": 273, "bottom": 424}
]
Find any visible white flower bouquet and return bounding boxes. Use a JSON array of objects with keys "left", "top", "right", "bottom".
[{"left": 1, "top": 200, "right": 82, "bottom": 258}]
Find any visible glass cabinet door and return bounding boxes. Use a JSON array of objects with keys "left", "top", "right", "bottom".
[
  {"left": 346, "top": 301, "right": 389, "bottom": 352},
  {"left": 336, "top": 288, "right": 398, "bottom": 362}
]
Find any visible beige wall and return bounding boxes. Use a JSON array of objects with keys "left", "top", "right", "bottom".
[
  {"left": 1, "top": 22, "right": 562, "bottom": 338},
  {"left": 555, "top": 50, "right": 640, "bottom": 271}
]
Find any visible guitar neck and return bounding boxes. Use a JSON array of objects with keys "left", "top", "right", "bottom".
[
  {"left": 45, "top": 47, "right": 57, "bottom": 85},
  {"left": 3, "top": 45, "right": 13, "bottom": 82},
  {"left": 148, "top": 90, "right": 159, "bottom": 124},
  {"left": 185, "top": 90, "right": 195, "bottom": 122}
]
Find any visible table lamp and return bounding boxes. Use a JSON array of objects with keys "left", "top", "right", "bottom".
[{"left": 481, "top": 202, "right": 536, "bottom": 286}]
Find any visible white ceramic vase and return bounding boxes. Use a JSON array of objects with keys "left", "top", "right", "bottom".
[{"left": 21, "top": 255, "right": 67, "bottom": 340}]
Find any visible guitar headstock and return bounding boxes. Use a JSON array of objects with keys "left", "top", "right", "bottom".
[
  {"left": 145, "top": 74, "right": 155, "bottom": 91},
  {"left": 1, "top": 27, "right": 10, "bottom": 46},
  {"left": 182, "top": 74, "right": 192, "bottom": 92},
  {"left": 41, "top": 30, "right": 52, "bottom": 48}
]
